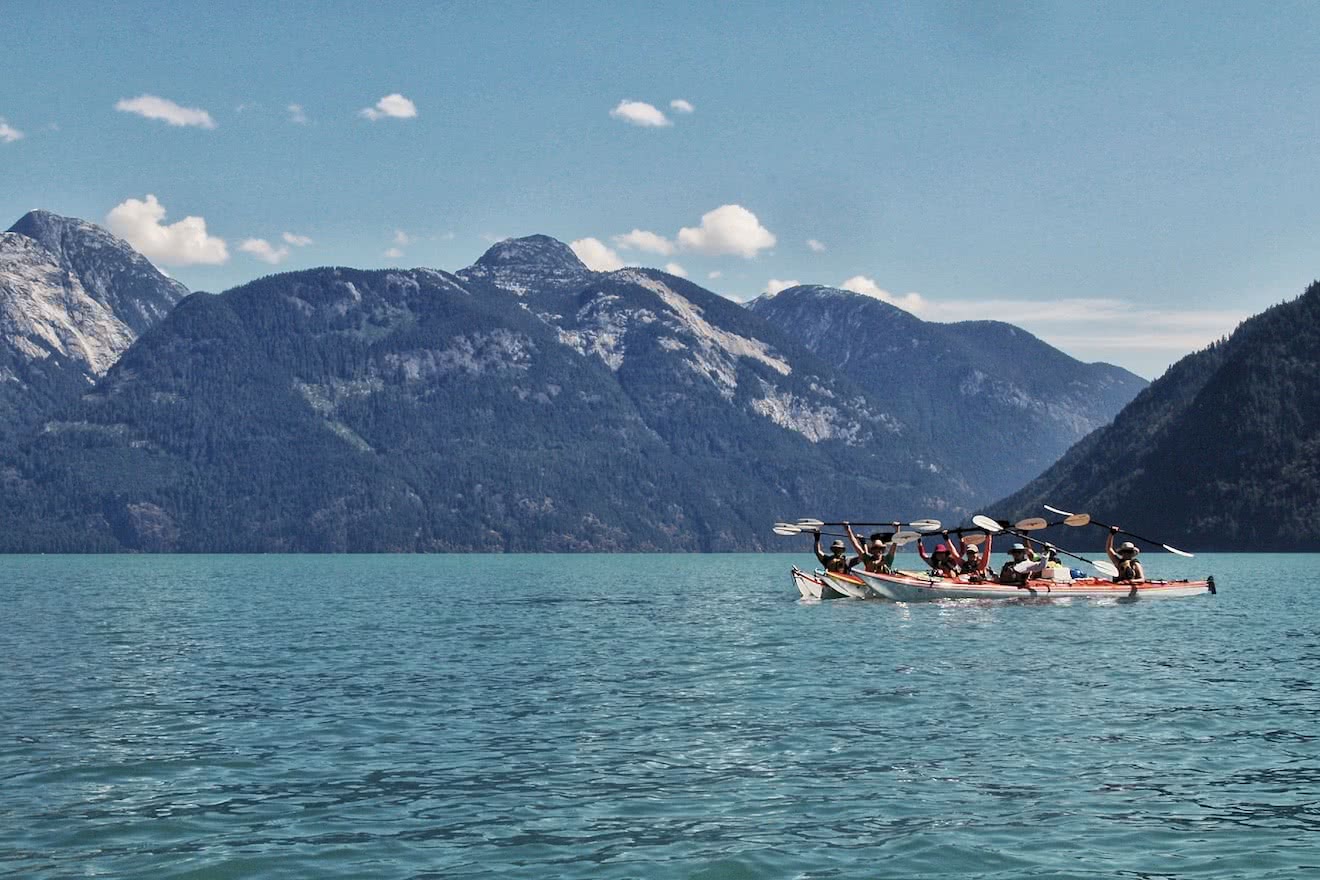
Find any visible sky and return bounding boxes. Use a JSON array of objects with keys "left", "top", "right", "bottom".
[{"left": 6, "top": 1, "right": 1320, "bottom": 378}]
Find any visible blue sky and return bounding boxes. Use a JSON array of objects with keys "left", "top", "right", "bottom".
[{"left": 5, "top": 1, "right": 1320, "bottom": 377}]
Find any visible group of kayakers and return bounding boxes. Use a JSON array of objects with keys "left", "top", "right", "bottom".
[{"left": 813, "top": 522, "right": 1145, "bottom": 585}]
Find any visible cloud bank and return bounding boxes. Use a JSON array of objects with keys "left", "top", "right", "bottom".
[
  {"left": 570, "top": 237, "right": 624, "bottom": 271},
  {"left": 678, "top": 205, "right": 776, "bottom": 258},
  {"left": 361, "top": 94, "right": 418, "bottom": 121},
  {"left": 106, "top": 195, "right": 228, "bottom": 265},
  {"left": 610, "top": 100, "right": 670, "bottom": 127},
  {"left": 115, "top": 95, "right": 217, "bottom": 129}
]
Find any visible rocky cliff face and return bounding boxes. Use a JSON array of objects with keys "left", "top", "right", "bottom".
[
  {"left": 0, "top": 213, "right": 188, "bottom": 438},
  {"left": 747, "top": 285, "right": 1148, "bottom": 501}
]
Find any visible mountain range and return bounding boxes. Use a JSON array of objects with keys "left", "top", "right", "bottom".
[
  {"left": 748, "top": 285, "right": 1145, "bottom": 501},
  {"left": 0, "top": 211, "right": 1147, "bottom": 551}
]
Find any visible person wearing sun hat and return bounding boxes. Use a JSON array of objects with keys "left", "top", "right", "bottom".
[
  {"left": 917, "top": 532, "right": 958, "bottom": 577},
  {"left": 846, "top": 523, "right": 896, "bottom": 574},
  {"left": 1105, "top": 526, "right": 1146, "bottom": 582},
  {"left": 813, "top": 530, "right": 859, "bottom": 574}
]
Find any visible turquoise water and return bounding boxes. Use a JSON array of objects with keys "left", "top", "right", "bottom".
[{"left": 1, "top": 553, "right": 1316, "bottom": 879}]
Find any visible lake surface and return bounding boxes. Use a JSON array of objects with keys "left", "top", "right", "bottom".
[{"left": 1, "top": 552, "right": 1317, "bottom": 879}]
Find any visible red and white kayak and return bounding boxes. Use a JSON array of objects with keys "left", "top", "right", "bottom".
[{"left": 852, "top": 568, "right": 1217, "bottom": 602}]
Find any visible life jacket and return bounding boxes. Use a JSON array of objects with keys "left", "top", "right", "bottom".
[
  {"left": 1114, "top": 557, "right": 1141, "bottom": 581},
  {"left": 999, "top": 560, "right": 1026, "bottom": 585},
  {"left": 825, "top": 554, "right": 850, "bottom": 573}
]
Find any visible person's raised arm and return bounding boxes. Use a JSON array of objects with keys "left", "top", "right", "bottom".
[
  {"left": 846, "top": 522, "right": 865, "bottom": 557},
  {"left": 1105, "top": 526, "right": 1120, "bottom": 565},
  {"left": 978, "top": 534, "right": 992, "bottom": 573},
  {"left": 916, "top": 536, "right": 930, "bottom": 564},
  {"left": 813, "top": 530, "right": 828, "bottom": 566},
  {"left": 944, "top": 530, "right": 963, "bottom": 565}
]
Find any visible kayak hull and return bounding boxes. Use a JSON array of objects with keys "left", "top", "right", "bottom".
[
  {"left": 823, "top": 570, "right": 869, "bottom": 599},
  {"left": 792, "top": 566, "right": 846, "bottom": 600},
  {"left": 853, "top": 569, "right": 1216, "bottom": 602}
]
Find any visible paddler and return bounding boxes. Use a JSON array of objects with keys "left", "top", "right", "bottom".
[
  {"left": 846, "top": 524, "right": 896, "bottom": 574},
  {"left": 813, "top": 531, "right": 859, "bottom": 574},
  {"left": 997, "top": 542, "right": 1045, "bottom": 586},
  {"left": 1106, "top": 526, "right": 1145, "bottom": 582},
  {"left": 956, "top": 534, "right": 991, "bottom": 580},
  {"left": 917, "top": 533, "right": 958, "bottom": 578}
]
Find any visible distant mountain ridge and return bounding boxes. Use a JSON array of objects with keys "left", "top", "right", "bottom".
[
  {"left": 0, "top": 237, "right": 978, "bottom": 551},
  {"left": 996, "top": 280, "right": 1320, "bottom": 550},
  {"left": 0, "top": 213, "right": 1151, "bottom": 552},
  {"left": 747, "top": 284, "right": 1147, "bottom": 501}
]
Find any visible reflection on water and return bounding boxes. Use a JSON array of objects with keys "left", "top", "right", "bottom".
[{"left": 2, "top": 553, "right": 1319, "bottom": 878}]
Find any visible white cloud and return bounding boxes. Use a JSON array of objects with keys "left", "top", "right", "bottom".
[
  {"left": 360, "top": 93, "right": 418, "bottom": 121},
  {"left": 807, "top": 238, "right": 826, "bottom": 253},
  {"left": 105, "top": 194, "right": 228, "bottom": 266},
  {"left": 708, "top": 271, "right": 723, "bottom": 280},
  {"left": 613, "top": 229, "right": 675, "bottom": 256},
  {"left": 115, "top": 94, "right": 217, "bottom": 129},
  {"left": 282, "top": 232, "right": 313, "bottom": 247},
  {"left": 287, "top": 103, "right": 309, "bottom": 124},
  {"left": 840, "top": 275, "right": 928, "bottom": 315},
  {"left": 570, "top": 237, "right": 624, "bottom": 271},
  {"left": 763, "top": 279, "right": 801, "bottom": 296},
  {"left": 384, "top": 247, "right": 405, "bottom": 259},
  {"left": 664, "top": 262, "right": 687, "bottom": 277},
  {"left": 393, "top": 229, "right": 414, "bottom": 246},
  {"left": 677, "top": 204, "right": 776, "bottom": 258},
  {"left": 610, "top": 99, "right": 671, "bottom": 128},
  {"left": 670, "top": 99, "right": 695, "bottom": 114},
  {"left": 0, "top": 118, "right": 24, "bottom": 143},
  {"left": 239, "top": 238, "right": 290, "bottom": 265}
]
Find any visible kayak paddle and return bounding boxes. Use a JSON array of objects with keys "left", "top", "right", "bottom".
[
  {"left": 972, "top": 514, "right": 1119, "bottom": 578},
  {"left": 1043, "top": 505, "right": 1194, "bottom": 557}
]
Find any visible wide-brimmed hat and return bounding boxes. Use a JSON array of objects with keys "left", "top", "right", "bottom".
[
  {"left": 1118, "top": 541, "right": 1139, "bottom": 556},
  {"left": 830, "top": 539, "right": 846, "bottom": 550},
  {"left": 1010, "top": 543, "right": 1027, "bottom": 553},
  {"left": 934, "top": 543, "right": 948, "bottom": 553},
  {"left": 965, "top": 544, "right": 980, "bottom": 555}
]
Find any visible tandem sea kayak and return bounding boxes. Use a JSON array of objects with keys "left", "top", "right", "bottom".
[{"left": 852, "top": 568, "right": 1216, "bottom": 602}]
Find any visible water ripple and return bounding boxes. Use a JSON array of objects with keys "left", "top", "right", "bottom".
[{"left": 2, "top": 553, "right": 1318, "bottom": 878}]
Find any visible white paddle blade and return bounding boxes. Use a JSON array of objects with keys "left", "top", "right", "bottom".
[
  {"left": 796, "top": 518, "right": 824, "bottom": 529},
  {"left": 1163, "top": 544, "right": 1195, "bottom": 558},
  {"left": 971, "top": 514, "right": 1002, "bottom": 533},
  {"left": 1092, "top": 559, "right": 1119, "bottom": 578},
  {"left": 773, "top": 525, "right": 802, "bottom": 536},
  {"left": 893, "top": 530, "right": 920, "bottom": 545},
  {"left": 1063, "top": 513, "right": 1091, "bottom": 527},
  {"left": 1014, "top": 559, "right": 1038, "bottom": 573},
  {"left": 1015, "top": 517, "right": 1049, "bottom": 531},
  {"left": 910, "top": 519, "right": 942, "bottom": 533},
  {"left": 1043, "top": 504, "right": 1073, "bottom": 517},
  {"left": 961, "top": 533, "right": 987, "bottom": 546}
]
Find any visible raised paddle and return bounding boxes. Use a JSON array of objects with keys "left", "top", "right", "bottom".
[
  {"left": 1043, "top": 504, "right": 1194, "bottom": 557},
  {"left": 773, "top": 523, "right": 854, "bottom": 540},
  {"left": 972, "top": 515, "right": 1119, "bottom": 578},
  {"left": 796, "top": 518, "right": 942, "bottom": 533}
]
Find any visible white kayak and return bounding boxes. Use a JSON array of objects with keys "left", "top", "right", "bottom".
[{"left": 852, "top": 568, "right": 1217, "bottom": 602}]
